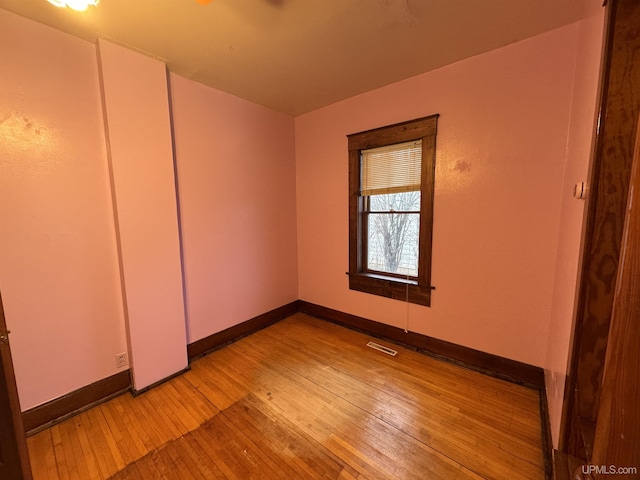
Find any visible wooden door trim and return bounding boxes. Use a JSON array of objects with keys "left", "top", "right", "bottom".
[
  {"left": 589, "top": 111, "right": 640, "bottom": 472},
  {"left": 0, "top": 292, "right": 33, "bottom": 480},
  {"left": 560, "top": 0, "right": 640, "bottom": 457}
]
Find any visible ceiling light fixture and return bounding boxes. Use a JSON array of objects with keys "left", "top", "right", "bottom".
[{"left": 47, "top": 0, "right": 99, "bottom": 11}]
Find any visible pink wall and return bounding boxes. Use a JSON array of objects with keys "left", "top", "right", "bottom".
[
  {"left": 544, "top": 1, "right": 606, "bottom": 448},
  {"left": 295, "top": 25, "right": 581, "bottom": 368},
  {"left": 169, "top": 75, "right": 298, "bottom": 343},
  {"left": 98, "top": 39, "right": 188, "bottom": 390},
  {"left": 0, "top": 11, "right": 127, "bottom": 410},
  {"left": 0, "top": 5, "right": 604, "bottom": 425},
  {"left": 0, "top": 8, "right": 298, "bottom": 410},
  {"left": 0, "top": 9, "right": 297, "bottom": 407}
]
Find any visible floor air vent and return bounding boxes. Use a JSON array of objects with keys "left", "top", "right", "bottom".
[{"left": 366, "top": 341, "right": 398, "bottom": 356}]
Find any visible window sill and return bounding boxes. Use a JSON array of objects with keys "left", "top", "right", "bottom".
[
  {"left": 358, "top": 272, "right": 418, "bottom": 285},
  {"left": 348, "top": 272, "right": 431, "bottom": 307}
]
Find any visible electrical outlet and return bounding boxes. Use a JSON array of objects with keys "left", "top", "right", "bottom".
[{"left": 116, "top": 352, "right": 128, "bottom": 368}]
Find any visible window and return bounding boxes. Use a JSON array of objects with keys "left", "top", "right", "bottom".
[{"left": 348, "top": 115, "right": 438, "bottom": 307}]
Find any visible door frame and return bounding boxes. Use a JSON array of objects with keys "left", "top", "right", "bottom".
[
  {"left": 0, "top": 291, "right": 33, "bottom": 480},
  {"left": 560, "top": 0, "right": 640, "bottom": 461}
]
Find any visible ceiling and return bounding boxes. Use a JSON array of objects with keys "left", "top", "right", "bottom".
[{"left": 0, "top": 0, "right": 585, "bottom": 116}]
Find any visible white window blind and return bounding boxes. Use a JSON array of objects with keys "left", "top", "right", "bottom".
[{"left": 360, "top": 140, "right": 422, "bottom": 196}]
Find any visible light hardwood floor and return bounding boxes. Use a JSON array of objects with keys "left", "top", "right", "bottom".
[{"left": 27, "top": 313, "right": 545, "bottom": 479}]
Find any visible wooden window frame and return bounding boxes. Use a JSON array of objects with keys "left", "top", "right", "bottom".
[{"left": 348, "top": 114, "right": 438, "bottom": 307}]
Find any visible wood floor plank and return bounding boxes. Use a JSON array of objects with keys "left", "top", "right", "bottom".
[
  {"left": 189, "top": 425, "right": 240, "bottom": 478},
  {"left": 55, "top": 419, "right": 92, "bottom": 479},
  {"left": 49, "top": 424, "right": 70, "bottom": 480},
  {"left": 27, "top": 430, "right": 58, "bottom": 480},
  {"left": 171, "top": 431, "right": 226, "bottom": 479},
  {"left": 72, "top": 411, "right": 108, "bottom": 479},
  {"left": 80, "top": 410, "right": 115, "bottom": 472},
  {"left": 222, "top": 344, "right": 471, "bottom": 479},
  {"left": 135, "top": 387, "right": 187, "bottom": 441},
  {"left": 100, "top": 396, "right": 147, "bottom": 463},
  {"left": 185, "top": 354, "right": 252, "bottom": 411},
  {"left": 29, "top": 313, "right": 545, "bottom": 479},
  {"left": 163, "top": 442, "right": 201, "bottom": 480},
  {"left": 119, "top": 391, "right": 170, "bottom": 453},
  {"left": 229, "top": 320, "right": 544, "bottom": 479},
  {"left": 225, "top": 393, "right": 347, "bottom": 479},
  {"left": 169, "top": 374, "right": 220, "bottom": 423},
  {"left": 184, "top": 427, "right": 230, "bottom": 478},
  {"left": 267, "top": 316, "right": 545, "bottom": 473},
  {"left": 90, "top": 406, "right": 126, "bottom": 472}
]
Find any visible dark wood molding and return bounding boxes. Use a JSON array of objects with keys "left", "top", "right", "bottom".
[
  {"left": 22, "top": 370, "right": 131, "bottom": 435},
  {"left": 298, "top": 300, "right": 545, "bottom": 389},
  {"left": 347, "top": 115, "right": 438, "bottom": 307},
  {"left": 589, "top": 112, "right": 640, "bottom": 476},
  {"left": 187, "top": 300, "right": 300, "bottom": 361},
  {"left": 539, "top": 384, "right": 554, "bottom": 480},
  {"left": 0, "top": 292, "right": 33, "bottom": 479},
  {"left": 560, "top": 0, "right": 640, "bottom": 458},
  {"left": 131, "top": 366, "right": 190, "bottom": 397},
  {"left": 346, "top": 114, "right": 439, "bottom": 151}
]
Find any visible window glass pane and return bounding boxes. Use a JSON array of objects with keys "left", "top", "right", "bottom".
[
  {"left": 367, "top": 209, "right": 420, "bottom": 277},
  {"left": 369, "top": 191, "right": 420, "bottom": 212}
]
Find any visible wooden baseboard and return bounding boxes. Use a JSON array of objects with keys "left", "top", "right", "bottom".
[
  {"left": 131, "top": 366, "right": 191, "bottom": 397},
  {"left": 23, "top": 370, "right": 131, "bottom": 435},
  {"left": 298, "top": 300, "right": 545, "bottom": 389},
  {"left": 21, "top": 301, "right": 299, "bottom": 434},
  {"left": 187, "top": 300, "right": 300, "bottom": 361},
  {"left": 22, "top": 299, "right": 548, "bottom": 444}
]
